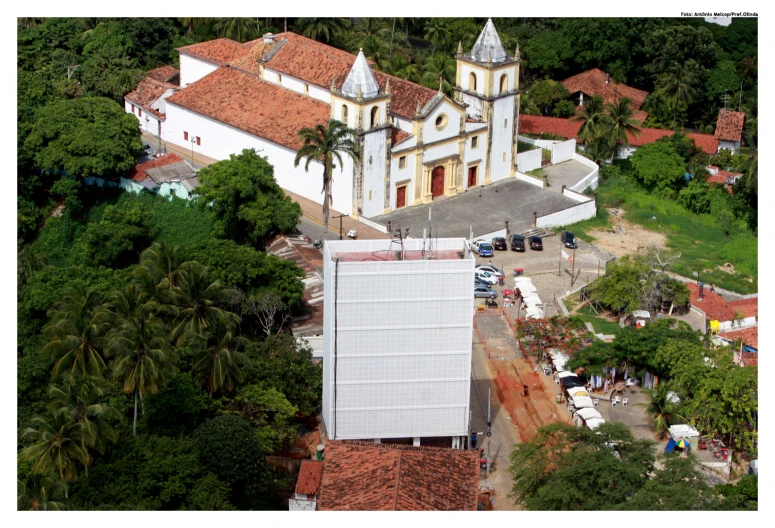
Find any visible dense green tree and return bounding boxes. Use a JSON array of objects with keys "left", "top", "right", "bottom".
[
  {"left": 508, "top": 422, "right": 655, "bottom": 510},
  {"left": 620, "top": 454, "right": 718, "bottom": 510},
  {"left": 555, "top": 18, "right": 632, "bottom": 81},
  {"left": 645, "top": 25, "right": 719, "bottom": 77},
  {"left": 656, "top": 62, "right": 699, "bottom": 129},
  {"left": 197, "top": 149, "right": 302, "bottom": 245},
  {"left": 214, "top": 18, "right": 261, "bottom": 42},
  {"left": 119, "top": 18, "right": 179, "bottom": 68},
  {"left": 420, "top": 53, "right": 456, "bottom": 95},
  {"left": 718, "top": 18, "right": 757, "bottom": 63},
  {"left": 230, "top": 384, "right": 299, "bottom": 453},
  {"left": 293, "top": 17, "right": 349, "bottom": 44},
  {"left": 602, "top": 96, "right": 641, "bottom": 158},
  {"left": 21, "top": 407, "right": 90, "bottom": 482},
  {"left": 630, "top": 140, "right": 686, "bottom": 193},
  {"left": 84, "top": 202, "right": 155, "bottom": 268},
  {"left": 715, "top": 474, "right": 757, "bottom": 510},
  {"left": 141, "top": 372, "right": 212, "bottom": 436},
  {"left": 193, "top": 415, "right": 273, "bottom": 509},
  {"left": 134, "top": 240, "right": 189, "bottom": 293},
  {"left": 17, "top": 472, "right": 70, "bottom": 511},
  {"left": 187, "top": 312, "right": 250, "bottom": 397},
  {"left": 521, "top": 30, "right": 572, "bottom": 79},
  {"left": 186, "top": 473, "right": 236, "bottom": 510},
  {"left": 23, "top": 97, "right": 144, "bottom": 183},
  {"left": 572, "top": 96, "right": 605, "bottom": 146},
  {"left": 43, "top": 285, "right": 109, "bottom": 379},
  {"left": 294, "top": 121, "right": 360, "bottom": 241},
  {"left": 526, "top": 79, "right": 571, "bottom": 116},
  {"left": 168, "top": 262, "right": 231, "bottom": 345}
]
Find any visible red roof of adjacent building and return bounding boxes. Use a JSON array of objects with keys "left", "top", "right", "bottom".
[
  {"left": 177, "top": 38, "right": 252, "bottom": 65},
  {"left": 740, "top": 352, "right": 758, "bottom": 367},
  {"left": 562, "top": 68, "right": 650, "bottom": 110},
  {"left": 316, "top": 441, "right": 479, "bottom": 511},
  {"left": 706, "top": 170, "right": 742, "bottom": 185},
  {"left": 719, "top": 326, "right": 758, "bottom": 351},
  {"left": 519, "top": 115, "right": 718, "bottom": 154},
  {"left": 165, "top": 67, "right": 331, "bottom": 152},
  {"left": 715, "top": 110, "right": 745, "bottom": 142},
  {"left": 687, "top": 283, "right": 758, "bottom": 323},
  {"left": 129, "top": 153, "right": 186, "bottom": 182},
  {"left": 391, "top": 128, "right": 411, "bottom": 147},
  {"left": 295, "top": 460, "right": 323, "bottom": 496},
  {"left": 125, "top": 66, "right": 180, "bottom": 120}
]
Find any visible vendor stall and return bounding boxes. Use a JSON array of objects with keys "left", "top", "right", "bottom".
[
  {"left": 569, "top": 395, "right": 594, "bottom": 409},
  {"left": 668, "top": 424, "right": 700, "bottom": 451}
]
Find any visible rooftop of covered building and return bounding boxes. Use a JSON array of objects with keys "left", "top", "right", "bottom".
[
  {"left": 325, "top": 238, "right": 472, "bottom": 262},
  {"left": 561, "top": 68, "right": 649, "bottom": 110}
]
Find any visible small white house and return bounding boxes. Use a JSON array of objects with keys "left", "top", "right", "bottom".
[{"left": 120, "top": 153, "right": 199, "bottom": 200}]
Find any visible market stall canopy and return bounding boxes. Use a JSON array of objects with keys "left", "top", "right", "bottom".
[
  {"left": 557, "top": 371, "right": 577, "bottom": 379},
  {"left": 569, "top": 395, "right": 594, "bottom": 408},
  {"left": 523, "top": 296, "right": 542, "bottom": 306},
  {"left": 586, "top": 418, "right": 606, "bottom": 430},
  {"left": 518, "top": 283, "right": 537, "bottom": 292},
  {"left": 568, "top": 388, "right": 589, "bottom": 398},
  {"left": 525, "top": 306, "right": 544, "bottom": 318},
  {"left": 575, "top": 408, "right": 602, "bottom": 421},
  {"left": 668, "top": 424, "right": 699, "bottom": 439},
  {"left": 561, "top": 376, "right": 584, "bottom": 390},
  {"left": 631, "top": 310, "right": 650, "bottom": 319},
  {"left": 515, "top": 277, "right": 533, "bottom": 284},
  {"left": 551, "top": 353, "right": 569, "bottom": 371}
]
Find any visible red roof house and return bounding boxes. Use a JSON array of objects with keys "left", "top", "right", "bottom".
[
  {"left": 715, "top": 110, "right": 746, "bottom": 143},
  {"left": 562, "top": 68, "right": 650, "bottom": 122}
]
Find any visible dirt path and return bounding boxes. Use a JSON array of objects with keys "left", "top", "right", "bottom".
[{"left": 586, "top": 207, "right": 666, "bottom": 257}]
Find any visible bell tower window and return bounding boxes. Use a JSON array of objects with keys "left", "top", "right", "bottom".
[
  {"left": 370, "top": 106, "right": 380, "bottom": 129},
  {"left": 341, "top": 104, "right": 349, "bottom": 123},
  {"left": 500, "top": 74, "right": 508, "bottom": 94},
  {"left": 469, "top": 72, "right": 477, "bottom": 92}
]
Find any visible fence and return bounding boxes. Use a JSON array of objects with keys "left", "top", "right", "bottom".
[
  {"left": 551, "top": 139, "right": 576, "bottom": 165},
  {"left": 569, "top": 153, "right": 600, "bottom": 192},
  {"left": 536, "top": 199, "right": 597, "bottom": 228},
  {"left": 517, "top": 148, "right": 542, "bottom": 173},
  {"left": 515, "top": 171, "right": 545, "bottom": 188}
]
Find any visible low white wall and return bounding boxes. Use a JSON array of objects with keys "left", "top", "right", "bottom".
[
  {"left": 473, "top": 227, "right": 507, "bottom": 242},
  {"left": 518, "top": 135, "right": 558, "bottom": 149},
  {"left": 570, "top": 153, "right": 600, "bottom": 192},
  {"left": 536, "top": 200, "right": 596, "bottom": 228},
  {"left": 359, "top": 216, "right": 388, "bottom": 233},
  {"left": 517, "top": 148, "right": 542, "bottom": 173},
  {"left": 562, "top": 187, "right": 590, "bottom": 203},
  {"left": 515, "top": 171, "right": 545, "bottom": 188},
  {"left": 551, "top": 139, "right": 576, "bottom": 165}
]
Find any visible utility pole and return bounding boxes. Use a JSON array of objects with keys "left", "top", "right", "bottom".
[
  {"left": 190, "top": 136, "right": 196, "bottom": 166},
  {"left": 332, "top": 213, "right": 349, "bottom": 240},
  {"left": 486, "top": 388, "right": 492, "bottom": 475},
  {"left": 570, "top": 245, "right": 577, "bottom": 286}
]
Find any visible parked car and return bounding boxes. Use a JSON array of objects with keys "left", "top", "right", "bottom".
[
  {"left": 474, "top": 285, "right": 497, "bottom": 299},
  {"left": 561, "top": 231, "right": 577, "bottom": 249},
  {"left": 491, "top": 237, "right": 507, "bottom": 250},
  {"left": 474, "top": 270, "right": 498, "bottom": 285},
  {"left": 471, "top": 239, "right": 494, "bottom": 257},
  {"left": 474, "top": 276, "right": 491, "bottom": 286},
  {"left": 476, "top": 264, "right": 505, "bottom": 279},
  {"left": 510, "top": 234, "right": 526, "bottom": 252},
  {"left": 529, "top": 235, "right": 543, "bottom": 250}
]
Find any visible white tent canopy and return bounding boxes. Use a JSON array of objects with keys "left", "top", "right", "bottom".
[
  {"left": 525, "top": 308, "right": 544, "bottom": 319},
  {"left": 551, "top": 352, "right": 569, "bottom": 371},
  {"left": 586, "top": 418, "right": 606, "bottom": 430},
  {"left": 631, "top": 310, "right": 650, "bottom": 319},
  {"left": 569, "top": 395, "right": 594, "bottom": 408},
  {"left": 515, "top": 277, "right": 533, "bottom": 284},
  {"left": 567, "top": 388, "right": 589, "bottom": 398},
  {"left": 557, "top": 371, "right": 578, "bottom": 379},
  {"left": 575, "top": 408, "right": 602, "bottom": 421}
]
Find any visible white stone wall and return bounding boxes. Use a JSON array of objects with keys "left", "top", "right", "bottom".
[
  {"left": 179, "top": 54, "right": 218, "bottom": 87},
  {"left": 423, "top": 101, "right": 462, "bottom": 144},
  {"left": 163, "top": 103, "right": 354, "bottom": 214},
  {"left": 490, "top": 97, "right": 515, "bottom": 182},
  {"left": 390, "top": 152, "right": 416, "bottom": 209},
  {"left": 393, "top": 116, "right": 413, "bottom": 132},
  {"left": 569, "top": 153, "right": 599, "bottom": 192},
  {"left": 158, "top": 181, "right": 195, "bottom": 200},
  {"left": 460, "top": 64, "right": 482, "bottom": 95},
  {"left": 515, "top": 171, "right": 545, "bottom": 188},
  {"left": 492, "top": 65, "right": 515, "bottom": 95},
  {"left": 536, "top": 199, "right": 596, "bottom": 228},
  {"left": 423, "top": 141, "right": 458, "bottom": 165},
  {"left": 125, "top": 100, "right": 162, "bottom": 137},
  {"left": 551, "top": 139, "right": 576, "bottom": 165},
  {"left": 151, "top": 88, "right": 177, "bottom": 114},
  {"left": 462, "top": 93, "right": 483, "bottom": 120},
  {"left": 517, "top": 148, "right": 542, "bottom": 173},
  {"left": 464, "top": 133, "right": 486, "bottom": 189},
  {"left": 264, "top": 67, "right": 331, "bottom": 103},
  {"left": 362, "top": 129, "right": 388, "bottom": 218}
]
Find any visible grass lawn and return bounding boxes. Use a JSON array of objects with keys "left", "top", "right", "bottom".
[
  {"left": 565, "top": 177, "right": 757, "bottom": 294},
  {"left": 576, "top": 304, "right": 622, "bottom": 336},
  {"left": 517, "top": 140, "right": 537, "bottom": 153}
]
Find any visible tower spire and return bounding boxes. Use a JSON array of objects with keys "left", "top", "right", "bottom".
[
  {"left": 470, "top": 18, "right": 506, "bottom": 64},
  {"left": 342, "top": 49, "right": 380, "bottom": 99}
]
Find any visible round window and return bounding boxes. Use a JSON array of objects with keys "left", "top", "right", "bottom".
[{"left": 435, "top": 113, "right": 448, "bottom": 131}]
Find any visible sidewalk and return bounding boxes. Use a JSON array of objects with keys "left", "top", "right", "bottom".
[{"left": 142, "top": 131, "right": 389, "bottom": 240}]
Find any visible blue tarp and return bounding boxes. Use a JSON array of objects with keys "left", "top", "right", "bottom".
[{"left": 664, "top": 438, "right": 676, "bottom": 453}]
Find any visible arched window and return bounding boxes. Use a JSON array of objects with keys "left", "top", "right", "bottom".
[
  {"left": 341, "top": 104, "right": 349, "bottom": 123},
  {"left": 500, "top": 74, "right": 508, "bottom": 94},
  {"left": 469, "top": 72, "right": 477, "bottom": 92},
  {"left": 370, "top": 106, "right": 380, "bottom": 128}
]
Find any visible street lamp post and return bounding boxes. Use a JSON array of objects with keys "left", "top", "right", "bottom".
[
  {"left": 190, "top": 136, "right": 196, "bottom": 166},
  {"left": 332, "top": 213, "right": 349, "bottom": 240}
]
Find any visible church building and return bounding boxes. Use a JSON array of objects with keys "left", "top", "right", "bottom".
[{"left": 125, "top": 19, "right": 522, "bottom": 220}]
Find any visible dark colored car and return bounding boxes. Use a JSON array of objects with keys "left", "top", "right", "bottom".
[
  {"left": 474, "top": 276, "right": 490, "bottom": 287},
  {"left": 561, "top": 231, "right": 577, "bottom": 249},
  {"left": 510, "top": 234, "right": 525, "bottom": 252},
  {"left": 491, "top": 237, "right": 507, "bottom": 250},
  {"left": 529, "top": 235, "right": 543, "bottom": 250}
]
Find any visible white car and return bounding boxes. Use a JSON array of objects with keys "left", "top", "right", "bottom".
[
  {"left": 476, "top": 264, "right": 505, "bottom": 278},
  {"left": 474, "top": 270, "right": 498, "bottom": 285}
]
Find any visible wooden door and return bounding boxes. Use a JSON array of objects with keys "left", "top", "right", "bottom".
[
  {"left": 468, "top": 166, "right": 478, "bottom": 188},
  {"left": 396, "top": 185, "right": 406, "bottom": 208},
  {"left": 431, "top": 166, "right": 445, "bottom": 198}
]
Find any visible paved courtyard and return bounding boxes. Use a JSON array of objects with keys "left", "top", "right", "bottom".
[
  {"left": 371, "top": 177, "right": 582, "bottom": 238},
  {"left": 542, "top": 159, "right": 594, "bottom": 192}
]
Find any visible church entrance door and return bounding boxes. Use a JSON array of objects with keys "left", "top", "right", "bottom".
[
  {"left": 431, "top": 166, "right": 445, "bottom": 198},
  {"left": 468, "top": 166, "right": 478, "bottom": 188},
  {"left": 396, "top": 185, "right": 406, "bottom": 208}
]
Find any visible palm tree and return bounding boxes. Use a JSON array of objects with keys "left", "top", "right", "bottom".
[
  {"left": 168, "top": 262, "right": 230, "bottom": 344},
  {"left": 360, "top": 34, "right": 389, "bottom": 65},
  {"left": 21, "top": 407, "right": 90, "bottom": 482},
  {"left": 134, "top": 240, "right": 188, "bottom": 294},
  {"left": 17, "top": 248, "right": 49, "bottom": 289},
  {"left": 43, "top": 286, "right": 109, "bottom": 379},
  {"left": 656, "top": 64, "right": 698, "bottom": 130},
  {"left": 178, "top": 17, "right": 207, "bottom": 38},
  {"left": 293, "top": 17, "right": 350, "bottom": 44},
  {"left": 214, "top": 18, "right": 261, "bottom": 43},
  {"left": 602, "top": 97, "right": 642, "bottom": 159},
  {"left": 294, "top": 120, "right": 360, "bottom": 241},
  {"left": 345, "top": 18, "right": 390, "bottom": 51},
  {"left": 107, "top": 288, "right": 172, "bottom": 436},
  {"left": 572, "top": 95, "right": 605, "bottom": 146},
  {"left": 49, "top": 373, "right": 120, "bottom": 464},
  {"left": 17, "top": 474, "right": 69, "bottom": 510},
  {"left": 420, "top": 53, "right": 456, "bottom": 96},
  {"left": 187, "top": 312, "right": 250, "bottom": 397},
  {"left": 424, "top": 19, "right": 451, "bottom": 53},
  {"left": 379, "top": 55, "right": 419, "bottom": 83},
  {"left": 636, "top": 381, "right": 685, "bottom": 439}
]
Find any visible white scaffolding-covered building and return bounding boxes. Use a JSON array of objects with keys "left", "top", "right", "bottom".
[{"left": 322, "top": 238, "right": 474, "bottom": 447}]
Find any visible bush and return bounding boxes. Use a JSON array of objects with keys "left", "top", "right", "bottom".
[
  {"left": 599, "top": 165, "right": 621, "bottom": 182},
  {"left": 84, "top": 202, "right": 155, "bottom": 268}
]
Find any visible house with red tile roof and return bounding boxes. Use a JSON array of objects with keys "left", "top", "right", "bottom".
[
  {"left": 125, "top": 20, "right": 525, "bottom": 220},
  {"left": 705, "top": 166, "right": 741, "bottom": 193},
  {"left": 308, "top": 441, "right": 479, "bottom": 511},
  {"left": 289, "top": 460, "right": 323, "bottom": 510},
  {"left": 717, "top": 326, "right": 758, "bottom": 367},
  {"left": 715, "top": 109, "right": 746, "bottom": 153},
  {"left": 120, "top": 152, "right": 199, "bottom": 200},
  {"left": 561, "top": 68, "right": 650, "bottom": 123},
  {"left": 687, "top": 282, "right": 758, "bottom": 334}
]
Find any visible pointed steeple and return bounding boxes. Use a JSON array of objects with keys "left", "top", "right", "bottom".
[
  {"left": 342, "top": 49, "right": 380, "bottom": 99},
  {"left": 470, "top": 18, "right": 506, "bottom": 64}
]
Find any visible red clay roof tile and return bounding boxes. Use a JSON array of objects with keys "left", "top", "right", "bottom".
[
  {"left": 129, "top": 153, "right": 186, "bottom": 182},
  {"left": 562, "top": 68, "right": 649, "bottom": 109},
  {"left": 317, "top": 441, "right": 479, "bottom": 511},
  {"left": 125, "top": 66, "right": 180, "bottom": 120},
  {"left": 740, "top": 352, "right": 758, "bottom": 366},
  {"left": 295, "top": 460, "right": 323, "bottom": 496},
  {"left": 177, "top": 38, "right": 251, "bottom": 65},
  {"left": 391, "top": 128, "right": 411, "bottom": 147},
  {"left": 715, "top": 110, "right": 745, "bottom": 142},
  {"left": 687, "top": 283, "right": 758, "bottom": 322},
  {"left": 719, "top": 326, "right": 758, "bottom": 351},
  {"left": 686, "top": 132, "right": 719, "bottom": 155},
  {"left": 145, "top": 65, "right": 180, "bottom": 85},
  {"left": 164, "top": 67, "right": 330, "bottom": 152}
]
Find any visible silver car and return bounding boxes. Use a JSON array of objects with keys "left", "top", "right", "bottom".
[{"left": 474, "top": 286, "right": 497, "bottom": 299}]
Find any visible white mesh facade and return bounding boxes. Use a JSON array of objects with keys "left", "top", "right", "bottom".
[{"left": 322, "top": 239, "right": 474, "bottom": 440}]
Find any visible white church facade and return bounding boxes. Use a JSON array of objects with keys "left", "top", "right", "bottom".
[{"left": 124, "top": 19, "right": 522, "bottom": 220}]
